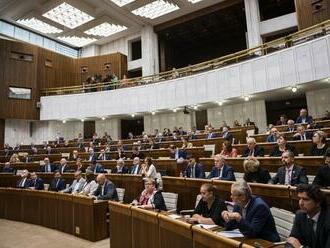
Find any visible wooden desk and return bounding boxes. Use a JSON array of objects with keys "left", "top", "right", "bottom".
[{"left": 0, "top": 188, "right": 108, "bottom": 241}]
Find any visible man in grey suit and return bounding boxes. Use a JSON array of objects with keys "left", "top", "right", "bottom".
[
  {"left": 61, "top": 171, "right": 86, "bottom": 194},
  {"left": 269, "top": 151, "right": 308, "bottom": 186},
  {"left": 130, "top": 157, "right": 141, "bottom": 175},
  {"left": 93, "top": 174, "right": 118, "bottom": 201}
]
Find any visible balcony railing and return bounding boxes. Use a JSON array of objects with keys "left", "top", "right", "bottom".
[{"left": 41, "top": 19, "right": 330, "bottom": 96}]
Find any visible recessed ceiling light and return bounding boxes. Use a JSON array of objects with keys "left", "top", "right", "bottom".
[
  {"left": 291, "top": 86, "right": 297, "bottom": 93},
  {"left": 101, "top": 117, "right": 106, "bottom": 120},
  {"left": 110, "top": 0, "right": 136, "bottom": 7},
  {"left": 43, "top": 2, "right": 94, "bottom": 29},
  {"left": 62, "top": 120, "right": 66, "bottom": 123},
  {"left": 58, "top": 36, "right": 97, "bottom": 47},
  {"left": 173, "top": 108, "right": 177, "bottom": 113},
  {"left": 244, "top": 96, "right": 250, "bottom": 101},
  {"left": 132, "top": 0, "right": 179, "bottom": 19},
  {"left": 217, "top": 101, "right": 223, "bottom": 106},
  {"left": 81, "top": 119, "right": 85, "bottom": 122},
  {"left": 131, "top": 114, "right": 135, "bottom": 117},
  {"left": 85, "top": 22, "right": 127, "bottom": 37},
  {"left": 187, "top": 0, "right": 203, "bottom": 3},
  {"left": 151, "top": 111, "right": 156, "bottom": 115},
  {"left": 193, "top": 105, "right": 198, "bottom": 110},
  {"left": 17, "top": 17, "right": 63, "bottom": 34}
]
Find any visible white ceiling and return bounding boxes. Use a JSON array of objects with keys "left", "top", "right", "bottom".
[{"left": 0, "top": 0, "right": 227, "bottom": 47}]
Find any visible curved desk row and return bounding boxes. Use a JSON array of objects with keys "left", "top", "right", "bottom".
[
  {"left": 109, "top": 201, "right": 277, "bottom": 248},
  {"left": 0, "top": 188, "right": 108, "bottom": 241}
]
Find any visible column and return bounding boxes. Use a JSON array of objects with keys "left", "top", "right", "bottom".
[
  {"left": 244, "top": 0, "right": 262, "bottom": 48},
  {"left": 141, "top": 26, "right": 159, "bottom": 76}
]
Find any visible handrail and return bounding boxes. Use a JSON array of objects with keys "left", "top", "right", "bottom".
[{"left": 41, "top": 19, "right": 330, "bottom": 96}]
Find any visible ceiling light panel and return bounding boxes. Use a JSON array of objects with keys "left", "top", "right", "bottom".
[
  {"left": 58, "top": 36, "right": 97, "bottom": 47},
  {"left": 187, "top": 0, "right": 204, "bottom": 3},
  {"left": 17, "top": 17, "right": 63, "bottom": 34},
  {"left": 43, "top": 2, "right": 94, "bottom": 29},
  {"left": 110, "top": 0, "right": 136, "bottom": 7},
  {"left": 132, "top": 0, "right": 179, "bottom": 19},
  {"left": 85, "top": 22, "right": 127, "bottom": 37}
]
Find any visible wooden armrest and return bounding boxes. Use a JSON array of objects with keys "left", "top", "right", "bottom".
[{"left": 180, "top": 210, "right": 194, "bottom": 216}]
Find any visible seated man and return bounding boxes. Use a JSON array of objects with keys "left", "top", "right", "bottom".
[
  {"left": 39, "top": 157, "right": 56, "bottom": 173},
  {"left": 79, "top": 172, "right": 98, "bottom": 196},
  {"left": 185, "top": 156, "right": 205, "bottom": 178},
  {"left": 49, "top": 172, "right": 66, "bottom": 192},
  {"left": 276, "top": 115, "right": 287, "bottom": 126},
  {"left": 287, "top": 184, "right": 330, "bottom": 248},
  {"left": 169, "top": 145, "right": 187, "bottom": 160},
  {"left": 57, "top": 158, "right": 71, "bottom": 174},
  {"left": 29, "top": 172, "right": 44, "bottom": 190},
  {"left": 221, "top": 126, "right": 233, "bottom": 143},
  {"left": 286, "top": 119, "right": 296, "bottom": 132},
  {"left": 70, "top": 150, "right": 80, "bottom": 161},
  {"left": 86, "top": 160, "right": 105, "bottom": 174},
  {"left": 130, "top": 157, "right": 142, "bottom": 175},
  {"left": 86, "top": 147, "right": 96, "bottom": 161},
  {"left": 93, "top": 174, "right": 118, "bottom": 201},
  {"left": 296, "top": 108, "right": 313, "bottom": 124},
  {"left": 208, "top": 154, "right": 235, "bottom": 181},
  {"left": 221, "top": 180, "right": 280, "bottom": 242},
  {"left": 97, "top": 149, "right": 111, "bottom": 160},
  {"left": 112, "top": 158, "right": 129, "bottom": 174},
  {"left": 270, "top": 134, "right": 298, "bottom": 157},
  {"left": 313, "top": 149, "right": 330, "bottom": 188},
  {"left": 2, "top": 162, "right": 14, "bottom": 173},
  {"left": 131, "top": 178, "right": 166, "bottom": 211},
  {"left": 61, "top": 171, "right": 86, "bottom": 194},
  {"left": 266, "top": 127, "right": 279, "bottom": 143},
  {"left": 242, "top": 138, "right": 264, "bottom": 157},
  {"left": 269, "top": 151, "right": 308, "bottom": 185},
  {"left": 292, "top": 125, "right": 313, "bottom": 141},
  {"left": 189, "top": 183, "right": 227, "bottom": 225},
  {"left": 16, "top": 169, "right": 31, "bottom": 188}
]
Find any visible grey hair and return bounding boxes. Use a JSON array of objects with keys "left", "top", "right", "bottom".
[{"left": 231, "top": 180, "right": 252, "bottom": 198}]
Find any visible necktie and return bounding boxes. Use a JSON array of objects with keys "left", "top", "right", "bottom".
[
  {"left": 249, "top": 149, "right": 253, "bottom": 156},
  {"left": 55, "top": 179, "right": 59, "bottom": 189},
  {"left": 20, "top": 179, "right": 24, "bottom": 187},
  {"left": 285, "top": 169, "right": 292, "bottom": 185},
  {"left": 101, "top": 185, "right": 105, "bottom": 195},
  {"left": 218, "top": 168, "right": 222, "bottom": 178},
  {"left": 191, "top": 165, "right": 195, "bottom": 178},
  {"left": 308, "top": 218, "right": 316, "bottom": 247}
]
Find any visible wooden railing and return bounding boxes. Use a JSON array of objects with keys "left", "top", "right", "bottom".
[{"left": 41, "top": 19, "right": 330, "bottom": 96}]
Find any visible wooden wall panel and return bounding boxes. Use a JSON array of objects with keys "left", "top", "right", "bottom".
[
  {"left": 295, "top": 0, "right": 330, "bottom": 29},
  {"left": 0, "top": 119, "right": 4, "bottom": 149}
]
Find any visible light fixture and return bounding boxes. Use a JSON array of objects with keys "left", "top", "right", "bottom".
[
  {"left": 187, "top": 0, "right": 203, "bottom": 3},
  {"left": 110, "top": 0, "right": 136, "bottom": 7},
  {"left": 327, "top": 78, "right": 330, "bottom": 83},
  {"left": 101, "top": 117, "right": 106, "bottom": 120},
  {"left": 17, "top": 17, "right": 63, "bottom": 34},
  {"left": 217, "top": 101, "right": 223, "bottom": 106},
  {"left": 291, "top": 86, "right": 298, "bottom": 93},
  {"left": 244, "top": 96, "right": 250, "bottom": 101},
  {"left": 132, "top": 0, "right": 179, "bottom": 19},
  {"left": 131, "top": 114, "right": 135, "bottom": 117},
  {"left": 43, "top": 2, "right": 94, "bottom": 29},
  {"left": 84, "top": 22, "right": 127, "bottom": 37},
  {"left": 81, "top": 119, "right": 85, "bottom": 122},
  {"left": 193, "top": 105, "right": 198, "bottom": 110},
  {"left": 173, "top": 108, "right": 177, "bottom": 113},
  {"left": 62, "top": 120, "right": 66, "bottom": 123},
  {"left": 151, "top": 111, "right": 156, "bottom": 115},
  {"left": 57, "top": 36, "right": 97, "bottom": 47}
]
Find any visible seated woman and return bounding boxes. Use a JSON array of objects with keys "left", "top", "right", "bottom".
[
  {"left": 131, "top": 178, "right": 166, "bottom": 211},
  {"left": 181, "top": 137, "right": 193, "bottom": 149},
  {"left": 270, "top": 134, "right": 298, "bottom": 157},
  {"left": 140, "top": 157, "right": 157, "bottom": 179},
  {"left": 219, "top": 140, "right": 238, "bottom": 158},
  {"left": 79, "top": 172, "right": 98, "bottom": 196},
  {"left": 243, "top": 157, "right": 271, "bottom": 184},
  {"left": 188, "top": 183, "right": 227, "bottom": 226},
  {"left": 310, "top": 131, "right": 329, "bottom": 156},
  {"left": 9, "top": 153, "right": 20, "bottom": 163}
]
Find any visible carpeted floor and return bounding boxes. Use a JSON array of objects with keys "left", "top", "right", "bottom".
[{"left": 0, "top": 219, "right": 110, "bottom": 248}]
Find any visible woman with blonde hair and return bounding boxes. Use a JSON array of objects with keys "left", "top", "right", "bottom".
[
  {"left": 310, "top": 130, "right": 329, "bottom": 156},
  {"left": 243, "top": 157, "right": 271, "bottom": 184},
  {"left": 9, "top": 153, "right": 20, "bottom": 163}
]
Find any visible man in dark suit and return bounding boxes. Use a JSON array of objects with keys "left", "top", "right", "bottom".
[
  {"left": 242, "top": 138, "right": 264, "bottom": 157},
  {"left": 269, "top": 151, "right": 308, "bottom": 185},
  {"left": 39, "top": 157, "right": 56, "bottom": 173},
  {"left": 287, "top": 184, "right": 330, "bottom": 248},
  {"left": 70, "top": 150, "right": 80, "bottom": 161},
  {"left": 112, "top": 158, "right": 129, "bottom": 174},
  {"left": 208, "top": 155, "right": 235, "bottom": 181},
  {"left": 222, "top": 180, "right": 280, "bottom": 242},
  {"left": 286, "top": 119, "right": 296, "bottom": 132},
  {"left": 16, "top": 170, "right": 31, "bottom": 188},
  {"left": 222, "top": 127, "right": 233, "bottom": 143},
  {"left": 185, "top": 156, "right": 205, "bottom": 178},
  {"left": 2, "top": 162, "right": 14, "bottom": 173},
  {"left": 86, "top": 160, "right": 105, "bottom": 174},
  {"left": 97, "top": 149, "right": 111, "bottom": 160},
  {"left": 313, "top": 150, "right": 330, "bottom": 188},
  {"left": 86, "top": 148, "right": 96, "bottom": 161},
  {"left": 57, "top": 158, "right": 71, "bottom": 174},
  {"left": 296, "top": 108, "right": 313, "bottom": 124},
  {"left": 30, "top": 172, "right": 44, "bottom": 190},
  {"left": 130, "top": 157, "right": 142, "bottom": 175},
  {"left": 292, "top": 125, "right": 313, "bottom": 141},
  {"left": 49, "top": 172, "right": 66, "bottom": 192},
  {"left": 169, "top": 145, "right": 187, "bottom": 160},
  {"left": 93, "top": 174, "right": 118, "bottom": 201}
]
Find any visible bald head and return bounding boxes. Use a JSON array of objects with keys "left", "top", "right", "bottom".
[{"left": 96, "top": 174, "right": 106, "bottom": 185}]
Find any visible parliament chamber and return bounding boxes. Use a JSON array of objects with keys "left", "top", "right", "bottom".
[{"left": 1, "top": 0, "right": 330, "bottom": 248}]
